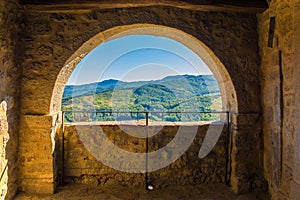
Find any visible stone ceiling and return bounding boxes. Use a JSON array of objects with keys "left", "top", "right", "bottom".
[{"left": 19, "top": 0, "right": 269, "bottom": 13}]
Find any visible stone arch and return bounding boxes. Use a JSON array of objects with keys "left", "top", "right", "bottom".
[
  {"left": 20, "top": 19, "right": 262, "bottom": 194},
  {"left": 50, "top": 24, "right": 237, "bottom": 115},
  {"left": 49, "top": 24, "right": 247, "bottom": 192}
]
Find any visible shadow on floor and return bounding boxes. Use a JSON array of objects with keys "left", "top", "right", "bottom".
[{"left": 15, "top": 183, "right": 270, "bottom": 200}]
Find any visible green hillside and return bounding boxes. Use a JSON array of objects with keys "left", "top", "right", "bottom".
[{"left": 62, "top": 75, "right": 222, "bottom": 123}]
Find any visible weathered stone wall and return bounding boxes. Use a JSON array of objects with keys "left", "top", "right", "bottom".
[
  {"left": 7, "top": 1, "right": 300, "bottom": 198},
  {"left": 20, "top": 7, "right": 261, "bottom": 115},
  {"left": 291, "top": 2, "right": 300, "bottom": 199},
  {"left": 60, "top": 124, "right": 227, "bottom": 187},
  {"left": 19, "top": 5, "right": 264, "bottom": 194},
  {"left": 19, "top": 113, "right": 61, "bottom": 194},
  {"left": 0, "top": 0, "right": 22, "bottom": 199},
  {"left": 230, "top": 113, "right": 266, "bottom": 193},
  {"left": 258, "top": 1, "right": 299, "bottom": 199}
]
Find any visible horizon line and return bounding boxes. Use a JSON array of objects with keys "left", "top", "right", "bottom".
[{"left": 66, "top": 73, "right": 214, "bottom": 86}]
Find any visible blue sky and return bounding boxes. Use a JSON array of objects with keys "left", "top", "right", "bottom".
[{"left": 67, "top": 35, "right": 212, "bottom": 85}]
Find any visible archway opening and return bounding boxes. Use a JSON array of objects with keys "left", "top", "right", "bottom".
[
  {"left": 51, "top": 24, "right": 237, "bottom": 115},
  {"left": 62, "top": 34, "right": 223, "bottom": 124},
  {"left": 51, "top": 24, "right": 238, "bottom": 195}
]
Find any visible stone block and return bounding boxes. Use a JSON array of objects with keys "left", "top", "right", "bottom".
[
  {"left": 290, "top": 181, "right": 300, "bottom": 200},
  {"left": 64, "top": 168, "right": 82, "bottom": 177},
  {"left": 20, "top": 115, "right": 53, "bottom": 129},
  {"left": 231, "top": 175, "right": 251, "bottom": 194},
  {"left": 231, "top": 113, "right": 261, "bottom": 128},
  {"left": 21, "top": 179, "right": 55, "bottom": 194},
  {"left": 19, "top": 128, "right": 53, "bottom": 141},
  {"left": 293, "top": 125, "right": 300, "bottom": 183}
]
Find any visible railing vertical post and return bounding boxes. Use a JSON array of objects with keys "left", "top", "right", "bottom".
[
  {"left": 145, "top": 112, "right": 149, "bottom": 126},
  {"left": 145, "top": 111, "right": 149, "bottom": 190},
  {"left": 61, "top": 111, "right": 65, "bottom": 185}
]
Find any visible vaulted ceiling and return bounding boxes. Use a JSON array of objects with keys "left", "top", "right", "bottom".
[{"left": 19, "top": 0, "right": 269, "bottom": 13}]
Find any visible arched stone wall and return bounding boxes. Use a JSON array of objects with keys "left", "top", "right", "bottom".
[
  {"left": 50, "top": 24, "right": 236, "bottom": 114},
  {"left": 19, "top": 6, "right": 264, "bottom": 194},
  {"left": 20, "top": 7, "right": 261, "bottom": 115}
]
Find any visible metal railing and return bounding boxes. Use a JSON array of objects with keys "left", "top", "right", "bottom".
[
  {"left": 62, "top": 110, "right": 228, "bottom": 125},
  {"left": 60, "top": 110, "right": 231, "bottom": 186}
]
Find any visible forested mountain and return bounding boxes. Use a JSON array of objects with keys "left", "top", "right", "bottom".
[{"left": 62, "top": 75, "right": 222, "bottom": 122}]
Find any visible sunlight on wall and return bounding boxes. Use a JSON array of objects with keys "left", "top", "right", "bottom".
[{"left": 0, "top": 101, "right": 9, "bottom": 199}]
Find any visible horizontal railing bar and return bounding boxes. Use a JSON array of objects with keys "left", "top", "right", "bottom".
[{"left": 62, "top": 110, "right": 229, "bottom": 114}]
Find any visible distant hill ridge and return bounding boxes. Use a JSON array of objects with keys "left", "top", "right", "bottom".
[
  {"left": 62, "top": 74, "right": 221, "bottom": 122},
  {"left": 63, "top": 74, "right": 219, "bottom": 100}
]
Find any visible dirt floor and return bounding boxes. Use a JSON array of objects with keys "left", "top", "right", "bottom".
[{"left": 15, "top": 183, "right": 270, "bottom": 200}]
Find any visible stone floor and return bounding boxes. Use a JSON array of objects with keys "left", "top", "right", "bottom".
[{"left": 15, "top": 183, "right": 270, "bottom": 200}]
